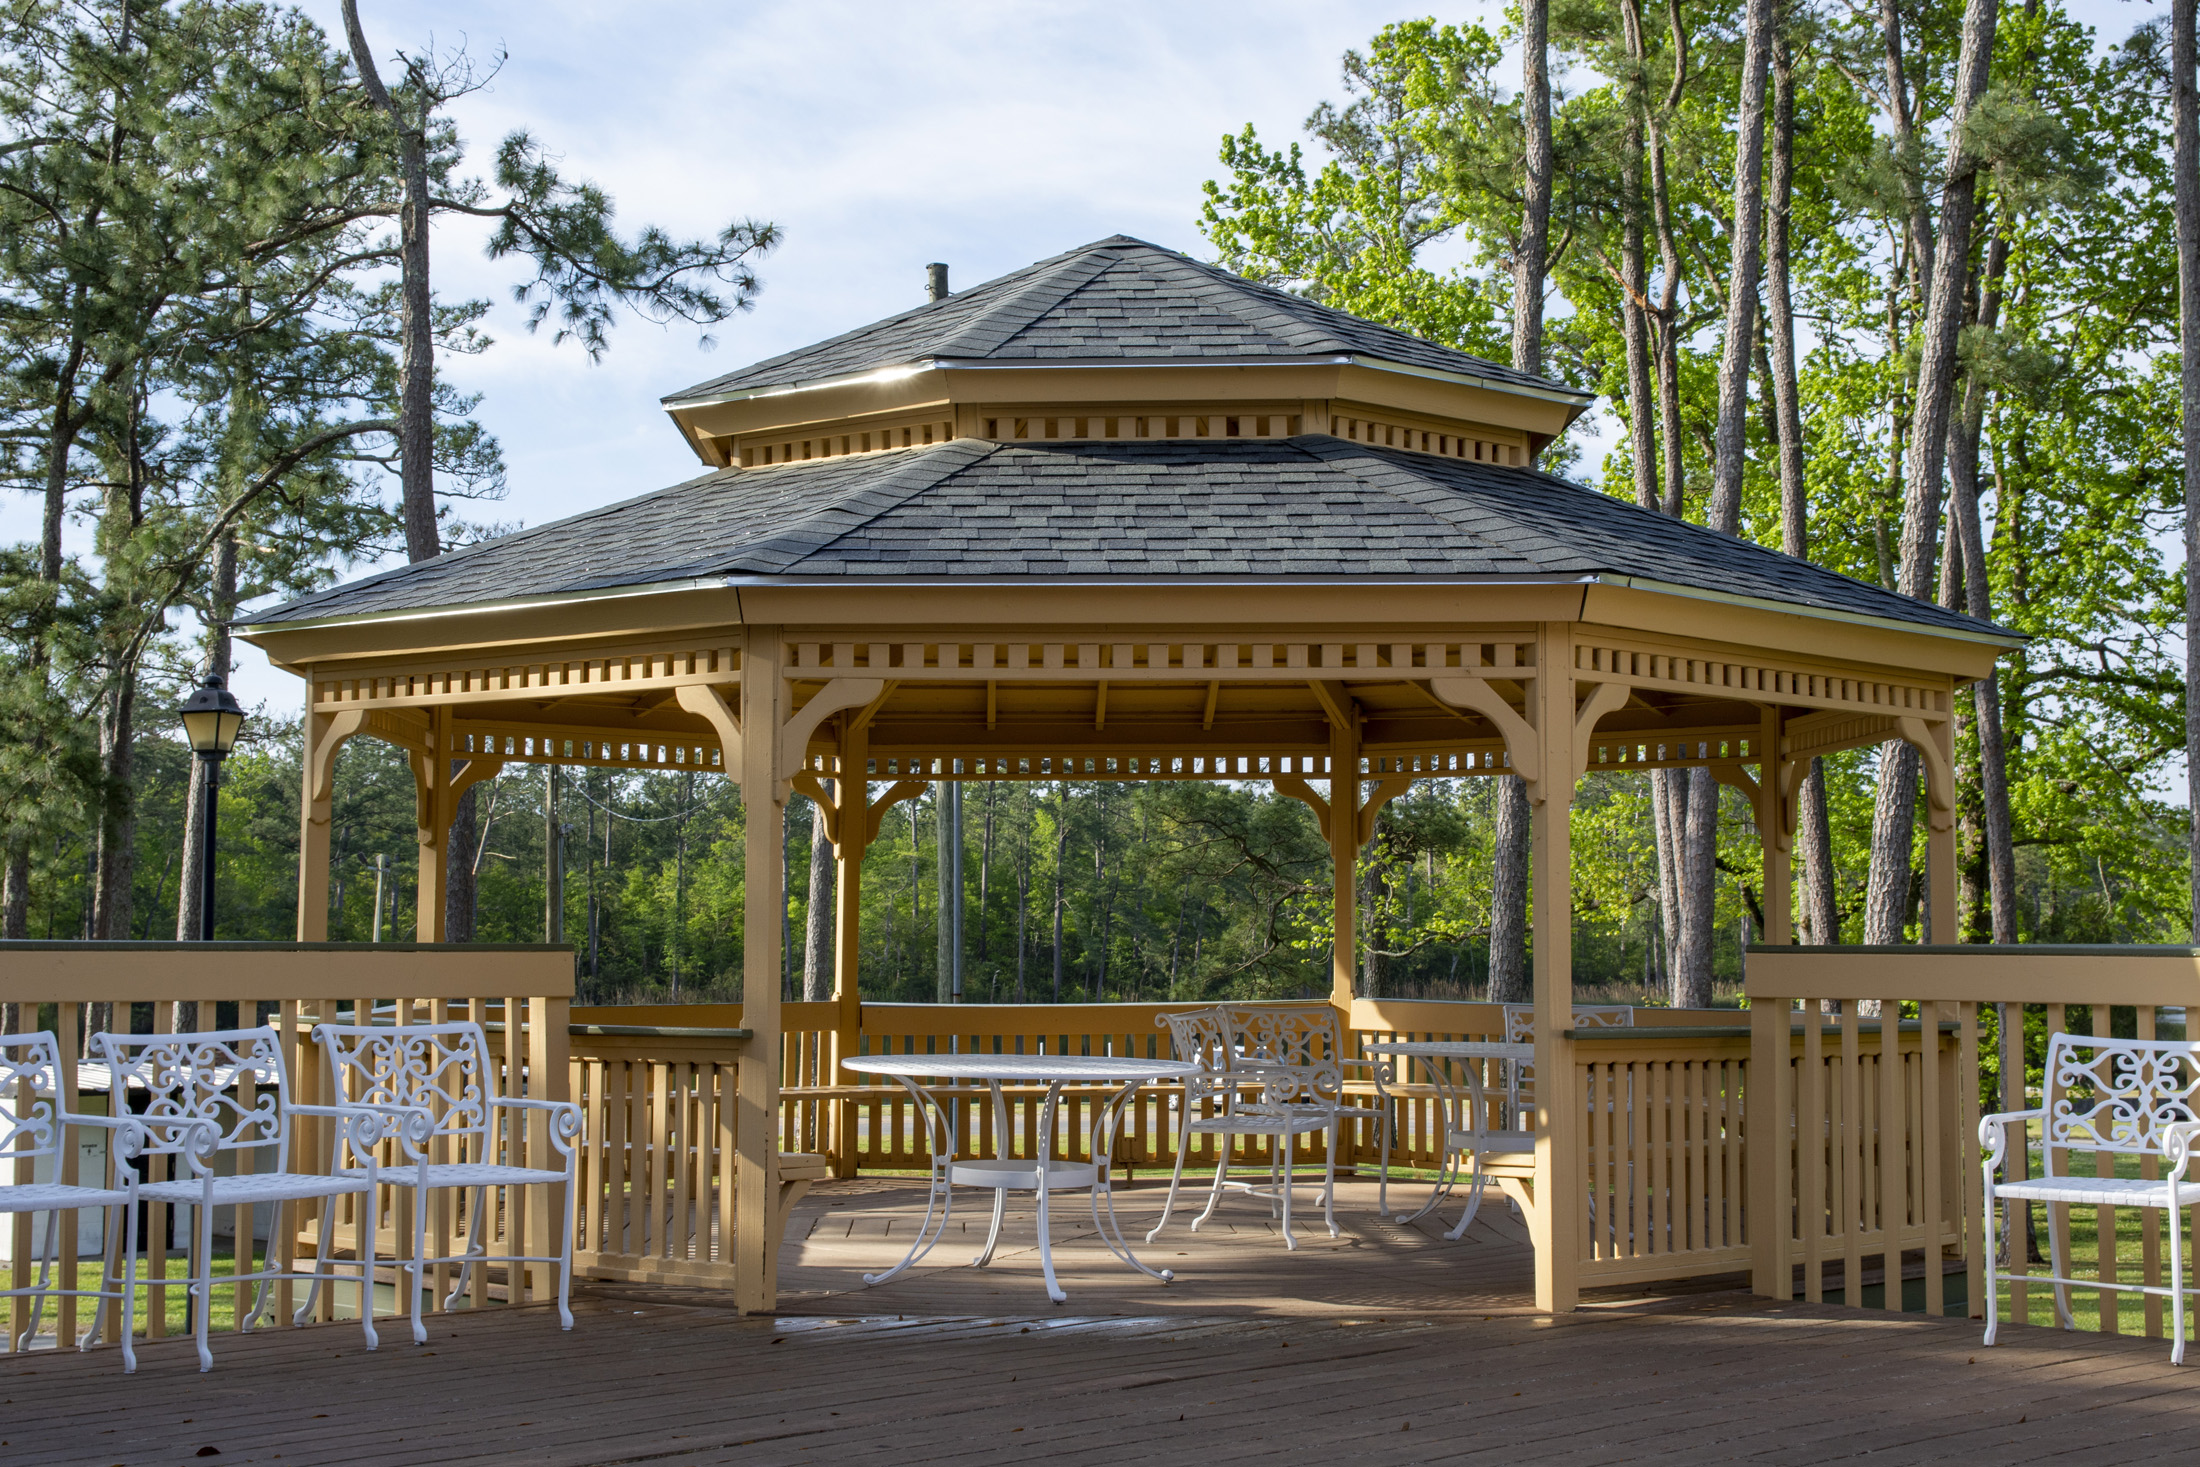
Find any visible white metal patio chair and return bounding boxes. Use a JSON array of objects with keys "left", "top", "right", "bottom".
[
  {"left": 1146, "top": 1004, "right": 1381, "bottom": 1250},
  {"left": 2, "top": 1031, "right": 140, "bottom": 1359},
  {"left": 93, "top": 1027, "right": 398, "bottom": 1373},
  {"left": 311, "top": 1020, "right": 582, "bottom": 1342},
  {"left": 1982, "top": 1030, "right": 2200, "bottom": 1364},
  {"left": 1377, "top": 1004, "right": 1635, "bottom": 1240},
  {"left": 1500, "top": 1003, "right": 1634, "bottom": 1131}
]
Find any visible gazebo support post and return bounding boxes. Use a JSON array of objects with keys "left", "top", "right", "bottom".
[
  {"left": 832, "top": 719, "right": 868, "bottom": 1178},
  {"left": 297, "top": 701, "right": 361, "bottom": 943},
  {"left": 1758, "top": 705, "right": 1795, "bottom": 947},
  {"left": 411, "top": 708, "right": 455, "bottom": 942},
  {"left": 1530, "top": 622, "right": 1580, "bottom": 1313},
  {"left": 736, "top": 627, "right": 785, "bottom": 1313},
  {"left": 1328, "top": 707, "right": 1360, "bottom": 1009}
]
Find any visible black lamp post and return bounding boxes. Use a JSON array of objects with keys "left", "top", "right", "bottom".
[{"left": 178, "top": 674, "right": 245, "bottom": 941}]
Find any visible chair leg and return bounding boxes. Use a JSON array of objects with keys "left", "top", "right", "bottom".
[
  {"left": 83, "top": 1202, "right": 125, "bottom": 1350},
  {"left": 2046, "top": 1201, "right": 2077, "bottom": 1331},
  {"left": 1277, "top": 1140, "right": 1297, "bottom": 1251},
  {"left": 357, "top": 1194, "right": 379, "bottom": 1353},
  {"left": 192, "top": 1203, "right": 214, "bottom": 1373},
  {"left": 120, "top": 1194, "right": 138, "bottom": 1374},
  {"left": 1190, "top": 1149, "right": 1232, "bottom": 1232},
  {"left": 445, "top": 1187, "right": 488, "bottom": 1309},
  {"left": 557, "top": 1175, "right": 576, "bottom": 1332},
  {"left": 974, "top": 1187, "right": 1008, "bottom": 1268},
  {"left": 1322, "top": 1126, "right": 1340, "bottom": 1239},
  {"left": 294, "top": 1197, "right": 340, "bottom": 1326},
  {"left": 409, "top": 1184, "right": 429, "bottom": 1346},
  {"left": 14, "top": 1209, "right": 56, "bottom": 1351},
  {"left": 1145, "top": 1129, "right": 1196, "bottom": 1245},
  {"left": 1981, "top": 1173, "right": 2000, "bottom": 1348},
  {"left": 2170, "top": 1198, "right": 2186, "bottom": 1367},
  {"left": 1443, "top": 1167, "right": 1490, "bottom": 1242}
]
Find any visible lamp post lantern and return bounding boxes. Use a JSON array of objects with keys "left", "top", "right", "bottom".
[{"left": 177, "top": 674, "right": 245, "bottom": 941}]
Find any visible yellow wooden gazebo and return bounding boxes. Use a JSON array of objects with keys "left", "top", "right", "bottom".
[{"left": 239, "top": 235, "right": 2016, "bottom": 1313}]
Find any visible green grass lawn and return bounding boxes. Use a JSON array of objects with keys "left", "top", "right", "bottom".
[{"left": 5, "top": 1250, "right": 415, "bottom": 1342}]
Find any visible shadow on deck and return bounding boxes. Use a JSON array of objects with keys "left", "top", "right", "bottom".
[{"left": 5, "top": 1178, "right": 2197, "bottom": 1465}]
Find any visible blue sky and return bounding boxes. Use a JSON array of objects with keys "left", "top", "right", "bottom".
[{"left": 4, "top": 0, "right": 2164, "bottom": 716}]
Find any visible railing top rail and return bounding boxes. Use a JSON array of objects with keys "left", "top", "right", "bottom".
[
  {"left": 0, "top": 942, "right": 577, "bottom": 1003},
  {"left": 567, "top": 1023, "right": 753, "bottom": 1040},
  {"left": 1747, "top": 944, "right": 2200, "bottom": 1005},
  {"left": 1563, "top": 1025, "right": 1755, "bottom": 1040},
  {"left": 1748, "top": 943, "right": 2200, "bottom": 957},
  {"left": 0, "top": 939, "right": 575, "bottom": 952}
]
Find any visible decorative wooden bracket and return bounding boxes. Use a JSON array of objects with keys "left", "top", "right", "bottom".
[
  {"left": 1429, "top": 676, "right": 1541, "bottom": 795},
  {"left": 1356, "top": 775, "right": 1414, "bottom": 844},
  {"left": 791, "top": 771, "right": 844, "bottom": 845},
  {"left": 1896, "top": 715, "right": 1955, "bottom": 832},
  {"left": 307, "top": 708, "right": 367, "bottom": 818},
  {"left": 778, "top": 678, "right": 886, "bottom": 783},
  {"left": 407, "top": 750, "right": 505, "bottom": 845},
  {"left": 1569, "top": 682, "right": 1630, "bottom": 781},
  {"left": 865, "top": 779, "right": 930, "bottom": 845},
  {"left": 1273, "top": 774, "right": 1330, "bottom": 837},
  {"left": 1274, "top": 772, "right": 1413, "bottom": 845},
  {"left": 674, "top": 683, "right": 744, "bottom": 782}
]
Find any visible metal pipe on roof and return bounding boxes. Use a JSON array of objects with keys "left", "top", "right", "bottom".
[{"left": 926, "top": 263, "right": 949, "bottom": 301}]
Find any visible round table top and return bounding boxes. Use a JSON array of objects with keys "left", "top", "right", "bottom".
[
  {"left": 1362, "top": 1040, "right": 1533, "bottom": 1060},
  {"left": 842, "top": 1054, "right": 1198, "bottom": 1083}
]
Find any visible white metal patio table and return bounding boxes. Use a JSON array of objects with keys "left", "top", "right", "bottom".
[
  {"left": 1366, "top": 1040, "right": 1534, "bottom": 1239},
  {"left": 841, "top": 1053, "right": 1196, "bottom": 1303}
]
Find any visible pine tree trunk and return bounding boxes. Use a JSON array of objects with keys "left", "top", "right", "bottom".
[
  {"left": 1799, "top": 760, "right": 1838, "bottom": 942},
  {"left": 1052, "top": 784, "right": 1068, "bottom": 1003},
  {"left": 446, "top": 789, "right": 477, "bottom": 941},
  {"left": 1868, "top": 0, "right": 1998, "bottom": 936},
  {"left": 1678, "top": 769, "right": 1719, "bottom": 1005},
  {"left": 934, "top": 784, "right": 953, "bottom": 1002},
  {"left": 2173, "top": 0, "right": 2200, "bottom": 940},
  {"left": 1489, "top": 778, "right": 1531, "bottom": 1003},
  {"left": 1489, "top": 4, "right": 1555, "bottom": 995},
  {"left": 1706, "top": 0, "right": 1775, "bottom": 536},
  {"left": 804, "top": 782, "right": 834, "bottom": 1002}
]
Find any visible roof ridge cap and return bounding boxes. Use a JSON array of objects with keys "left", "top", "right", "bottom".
[{"left": 926, "top": 247, "right": 1127, "bottom": 359}]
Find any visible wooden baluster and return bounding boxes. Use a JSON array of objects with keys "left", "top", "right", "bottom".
[
  {"left": 1879, "top": 1000, "right": 1904, "bottom": 1310},
  {"left": 2005, "top": 1002, "right": 2031, "bottom": 1325},
  {"left": 2139, "top": 1005, "right": 2162, "bottom": 1338},
  {"left": 1956, "top": 1002, "right": 1982, "bottom": 1324},
  {"left": 2097, "top": 1004, "right": 2119, "bottom": 1334},
  {"left": 2045, "top": 1001, "right": 2068, "bottom": 1328},
  {"left": 1840, "top": 1003, "right": 1862, "bottom": 1308}
]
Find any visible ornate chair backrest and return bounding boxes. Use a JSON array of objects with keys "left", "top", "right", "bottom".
[
  {"left": 1157, "top": 1008, "right": 1233, "bottom": 1104},
  {"left": 1497, "top": 1005, "right": 1634, "bottom": 1129},
  {"left": 92, "top": 1028, "right": 290, "bottom": 1169},
  {"left": 314, "top": 1021, "right": 493, "bottom": 1148},
  {"left": 0, "top": 1031, "right": 65, "bottom": 1167},
  {"left": 1224, "top": 1004, "right": 1346, "bottom": 1109},
  {"left": 2039, "top": 1032, "right": 2200, "bottom": 1162},
  {"left": 1500, "top": 1004, "right": 1636, "bottom": 1043}
]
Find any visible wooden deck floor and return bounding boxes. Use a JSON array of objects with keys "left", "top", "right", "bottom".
[{"left": 7, "top": 1179, "right": 2199, "bottom": 1465}]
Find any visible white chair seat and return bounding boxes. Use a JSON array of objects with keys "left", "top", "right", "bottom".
[
  {"left": 1994, "top": 1175, "right": 2181, "bottom": 1209},
  {"left": 1448, "top": 1129, "right": 1535, "bottom": 1156},
  {"left": 348, "top": 1162, "right": 567, "bottom": 1189},
  {"left": 1185, "top": 1112, "right": 1332, "bottom": 1138},
  {"left": 1, "top": 1181, "right": 130, "bottom": 1212},
  {"left": 136, "top": 1171, "right": 372, "bottom": 1207}
]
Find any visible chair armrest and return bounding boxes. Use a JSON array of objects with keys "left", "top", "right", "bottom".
[
  {"left": 2166, "top": 1121, "right": 2200, "bottom": 1181},
  {"left": 291, "top": 1102, "right": 435, "bottom": 1163},
  {"left": 490, "top": 1096, "right": 584, "bottom": 1155},
  {"left": 1978, "top": 1107, "right": 2045, "bottom": 1167}
]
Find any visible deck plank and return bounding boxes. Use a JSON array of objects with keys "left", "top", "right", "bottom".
[{"left": 4, "top": 1179, "right": 2196, "bottom": 1465}]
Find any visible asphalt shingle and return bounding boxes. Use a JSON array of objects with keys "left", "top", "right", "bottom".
[
  {"left": 247, "top": 439, "right": 2000, "bottom": 638},
  {"left": 661, "top": 237, "right": 1581, "bottom": 403}
]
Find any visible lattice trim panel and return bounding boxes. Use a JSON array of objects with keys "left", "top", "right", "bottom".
[
  {"left": 1573, "top": 640, "right": 1948, "bottom": 720},
  {"left": 1583, "top": 733, "right": 1759, "bottom": 772},
  {"left": 800, "top": 748, "right": 1517, "bottom": 783},
  {"left": 739, "top": 419, "right": 954, "bottom": 469},
  {"left": 314, "top": 645, "right": 740, "bottom": 712},
  {"left": 453, "top": 729, "right": 724, "bottom": 772},
  {"left": 788, "top": 639, "right": 1538, "bottom": 679},
  {"left": 1333, "top": 413, "right": 1524, "bottom": 467},
  {"left": 980, "top": 412, "right": 1301, "bottom": 442}
]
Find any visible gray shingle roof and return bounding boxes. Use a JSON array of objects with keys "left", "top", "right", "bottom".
[
  {"left": 662, "top": 237, "right": 1585, "bottom": 403},
  {"left": 245, "top": 440, "right": 2003, "bottom": 640}
]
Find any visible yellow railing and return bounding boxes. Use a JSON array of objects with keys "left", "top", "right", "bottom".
[
  {"left": 1, "top": 942, "right": 573, "bottom": 1355},
  {"left": 1749, "top": 944, "right": 2200, "bottom": 1335}
]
